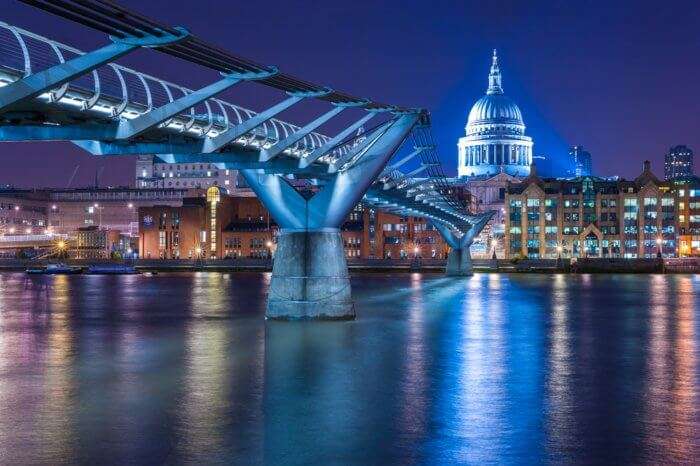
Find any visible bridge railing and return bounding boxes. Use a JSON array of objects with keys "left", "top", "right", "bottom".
[{"left": 0, "top": 21, "right": 344, "bottom": 160}]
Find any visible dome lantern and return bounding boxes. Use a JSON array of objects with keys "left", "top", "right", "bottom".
[{"left": 487, "top": 49, "right": 503, "bottom": 95}]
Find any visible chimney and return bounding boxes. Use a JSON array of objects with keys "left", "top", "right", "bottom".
[{"left": 643, "top": 160, "right": 651, "bottom": 171}]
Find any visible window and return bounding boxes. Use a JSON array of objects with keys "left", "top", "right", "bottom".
[
  {"left": 644, "top": 197, "right": 657, "bottom": 206},
  {"left": 159, "top": 231, "right": 166, "bottom": 248},
  {"left": 527, "top": 198, "right": 540, "bottom": 207}
]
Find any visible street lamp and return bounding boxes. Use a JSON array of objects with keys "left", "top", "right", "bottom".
[
  {"left": 556, "top": 245, "right": 563, "bottom": 259},
  {"left": 656, "top": 236, "right": 663, "bottom": 258}
]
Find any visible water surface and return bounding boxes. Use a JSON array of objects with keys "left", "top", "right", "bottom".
[{"left": 0, "top": 272, "right": 698, "bottom": 464}]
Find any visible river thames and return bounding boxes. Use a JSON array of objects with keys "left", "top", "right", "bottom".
[{"left": 0, "top": 272, "right": 698, "bottom": 464}]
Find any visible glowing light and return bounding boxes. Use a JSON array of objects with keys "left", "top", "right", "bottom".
[
  {"left": 656, "top": 237, "right": 662, "bottom": 245},
  {"left": 265, "top": 241, "right": 273, "bottom": 248},
  {"left": 57, "top": 240, "right": 66, "bottom": 250},
  {"left": 25, "top": 228, "right": 31, "bottom": 234},
  {"left": 13, "top": 205, "right": 19, "bottom": 211},
  {"left": 127, "top": 203, "right": 134, "bottom": 209},
  {"left": 51, "top": 204, "right": 57, "bottom": 210}
]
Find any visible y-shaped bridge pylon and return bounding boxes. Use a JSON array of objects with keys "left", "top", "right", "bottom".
[
  {"left": 432, "top": 212, "right": 495, "bottom": 276},
  {"left": 241, "top": 113, "right": 420, "bottom": 319}
]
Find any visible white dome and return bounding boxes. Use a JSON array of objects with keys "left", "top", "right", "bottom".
[
  {"left": 457, "top": 50, "right": 533, "bottom": 179},
  {"left": 467, "top": 94, "right": 524, "bottom": 128}
]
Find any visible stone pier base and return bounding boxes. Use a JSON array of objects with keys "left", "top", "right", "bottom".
[
  {"left": 267, "top": 229, "right": 355, "bottom": 320},
  {"left": 446, "top": 247, "right": 473, "bottom": 276}
]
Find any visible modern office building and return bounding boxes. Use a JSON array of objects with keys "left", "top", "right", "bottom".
[
  {"left": 505, "top": 161, "right": 678, "bottom": 259},
  {"left": 664, "top": 145, "right": 694, "bottom": 180},
  {"left": 567, "top": 145, "right": 593, "bottom": 177},
  {"left": 135, "top": 154, "right": 240, "bottom": 190},
  {"left": 457, "top": 50, "right": 533, "bottom": 178}
]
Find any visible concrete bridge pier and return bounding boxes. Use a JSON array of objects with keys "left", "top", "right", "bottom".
[
  {"left": 445, "top": 244, "right": 473, "bottom": 276},
  {"left": 267, "top": 229, "right": 353, "bottom": 319}
]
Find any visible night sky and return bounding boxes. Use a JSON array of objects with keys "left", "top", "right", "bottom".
[{"left": 3, "top": 0, "right": 700, "bottom": 187}]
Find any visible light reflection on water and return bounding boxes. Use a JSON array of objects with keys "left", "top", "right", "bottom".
[{"left": 0, "top": 272, "right": 698, "bottom": 464}]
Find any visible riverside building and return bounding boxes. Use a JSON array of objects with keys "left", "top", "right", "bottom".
[
  {"left": 672, "top": 175, "right": 700, "bottom": 256},
  {"left": 138, "top": 187, "right": 452, "bottom": 260},
  {"left": 505, "top": 161, "right": 678, "bottom": 259},
  {"left": 135, "top": 154, "right": 240, "bottom": 190}
]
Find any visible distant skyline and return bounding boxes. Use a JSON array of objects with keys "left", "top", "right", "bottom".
[{"left": 2, "top": 0, "right": 699, "bottom": 187}]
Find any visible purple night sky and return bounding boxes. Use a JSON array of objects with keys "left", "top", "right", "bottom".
[{"left": 2, "top": 0, "right": 700, "bottom": 187}]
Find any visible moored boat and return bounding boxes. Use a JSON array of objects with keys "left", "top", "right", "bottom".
[
  {"left": 26, "top": 263, "right": 82, "bottom": 275},
  {"left": 85, "top": 264, "right": 139, "bottom": 275}
]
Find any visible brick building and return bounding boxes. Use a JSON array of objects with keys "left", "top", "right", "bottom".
[
  {"left": 138, "top": 187, "right": 452, "bottom": 260},
  {"left": 505, "top": 161, "right": 679, "bottom": 259}
]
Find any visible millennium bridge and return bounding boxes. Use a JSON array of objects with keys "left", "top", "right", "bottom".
[{"left": 0, "top": 0, "right": 493, "bottom": 319}]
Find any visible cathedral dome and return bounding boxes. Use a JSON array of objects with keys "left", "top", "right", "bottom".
[
  {"left": 467, "top": 93, "right": 524, "bottom": 128},
  {"left": 457, "top": 50, "right": 533, "bottom": 179},
  {"left": 465, "top": 49, "right": 525, "bottom": 134}
]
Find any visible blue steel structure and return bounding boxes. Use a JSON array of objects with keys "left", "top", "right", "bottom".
[{"left": 0, "top": 0, "right": 493, "bottom": 319}]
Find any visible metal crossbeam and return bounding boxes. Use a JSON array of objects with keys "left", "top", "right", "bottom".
[
  {"left": 201, "top": 94, "right": 311, "bottom": 153},
  {"left": 300, "top": 112, "right": 376, "bottom": 168},
  {"left": 259, "top": 104, "right": 345, "bottom": 162},
  {"left": 116, "top": 70, "right": 275, "bottom": 139}
]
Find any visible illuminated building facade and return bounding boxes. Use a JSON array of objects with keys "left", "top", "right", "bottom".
[
  {"left": 457, "top": 50, "right": 533, "bottom": 178},
  {"left": 138, "top": 192, "right": 452, "bottom": 260},
  {"left": 136, "top": 154, "right": 240, "bottom": 189},
  {"left": 672, "top": 176, "right": 700, "bottom": 256},
  {"left": 505, "top": 161, "right": 679, "bottom": 259}
]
